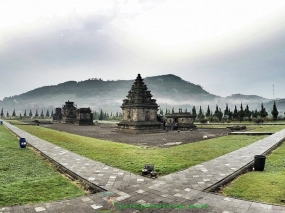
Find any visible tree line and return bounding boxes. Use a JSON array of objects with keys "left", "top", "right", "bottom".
[
  {"left": 0, "top": 108, "right": 54, "bottom": 119},
  {"left": 161, "top": 101, "right": 279, "bottom": 123},
  {"left": 0, "top": 108, "right": 123, "bottom": 121},
  {"left": 0, "top": 101, "right": 280, "bottom": 123}
]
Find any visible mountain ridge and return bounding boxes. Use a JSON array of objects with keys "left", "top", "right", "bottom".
[{"left": 1, "top": 74, "right": 280, "bottom": 114}]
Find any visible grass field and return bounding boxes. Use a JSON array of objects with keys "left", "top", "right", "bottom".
[
  {"left": 3, "top": 119, "right": 285, "bottom": 206},
  {"left": 14, "top": 124, "right": 268, "bottom": 176},
  {"left": 248, "top": 125, "right": 285, "bottom": 132},
  {"left": 0, "top": 125, "right": 86, "bottom": 207},
  {"left": 196, "top": 123, "right": 285, "bottom": 132},
  {"left": 221, "top": 139, "right": 285, "bottom": 205}
]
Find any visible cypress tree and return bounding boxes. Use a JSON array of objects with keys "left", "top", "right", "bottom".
[
  {"left": 228, "top": 109, "right": 233, "bottom": 120},
  {"left": 214, "top": 105, "right": 223, "bottom": 121},
  {"left": 45, "top": 109, "right": 50, "bottom": 117},
  {"left": 0, "top": 108, "right": 3, "bottom": 117},
  {"left": 197, "top": 106, "right": 205, "bottom": 119},
  {"left": 99, "top": 109, "right": 104, "bottom": 120},
  {"left": 29, "top": 109, "right": 33, "bottom": 117},
  {"left": 224, "top": 104, "right": 229, "bottom": 116},
  {"left": 12, "top": 109, "right": 16, "bottom": 116},
  {"left": 6, "top": 111, "right": 9, "bottom": 117},
  {"left": 271, "top": 101, "right": 279, "bottom": 121},
  {"left": 35, "top": 109, "right": 39, "bottom": 117},
  {"left": 206, "top": 105, "right": 211, "bottom": 117},
  {"left": 218, "top": 108, "right": 223, "bottom": 121},
  {"left": 259, "top": 103, "right": 268, "bottom": 118},
  {"left": 24, "top": 109, "right": 27, "bottom": 117},
  {"left": 252, "top": 109, "right": 258, "bottom": 118},
  {"left": 192, "top": 106, "right": 197, "bottom": 118},
  {"left": 244, "top": 105, "right": 251, "bottom": 120},
  {"left": 40, "top": 109, "right": 44, "bottom": 118},
  {"left": 238, "top": 103, "right": 245, "bottom": 121},
  {"left": 51, "top": 110, "right": 54, "bottom": 118},
  {"left": 233, "top": 105, "right": 238, "bottom": 119}
]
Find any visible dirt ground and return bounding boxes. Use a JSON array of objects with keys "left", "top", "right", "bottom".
[{"left": 40, "top": 122, "right": 230, "bottom": 148}]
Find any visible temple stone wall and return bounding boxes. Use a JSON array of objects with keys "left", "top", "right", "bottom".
[
  {"left": 75, "top": 107, "right": 93, "bottom": 125},
  {"left": 177, "top": 117, "right": 193, "bottom": 124},
  {"left": 122, "top": 107, "right": 157, "bottom": 122}
]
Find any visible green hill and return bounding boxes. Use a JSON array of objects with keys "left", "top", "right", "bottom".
[
  {"left": 1, "top": 74, "right": 217, "bottom": 113},
  {"left": 0, "top": 74, "right": 277, "bottom": 115}
]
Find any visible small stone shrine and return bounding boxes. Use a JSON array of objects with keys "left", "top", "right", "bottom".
[
  {"left": 165, "top": 108, "right": 196, "bottom": 130},
  {"left": 75, "top": 107, "right": 94, "bottom": 125},
  {"left": 62, "top": 100, "right": 77, "bottom": 124},
  {"left": 53, "top": 107, "right": 62, "bottom": 122},
  {"left": 117, "top": 74, "right": 162, "bottom": 133}
]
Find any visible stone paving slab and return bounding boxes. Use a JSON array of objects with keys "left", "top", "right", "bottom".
[{"left": 2, "top": 121, "right": 285, "bottom": 212}]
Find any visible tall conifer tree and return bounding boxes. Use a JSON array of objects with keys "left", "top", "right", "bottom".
[{"left": 271, "top": 101, "right": 278, "bottom": 121}]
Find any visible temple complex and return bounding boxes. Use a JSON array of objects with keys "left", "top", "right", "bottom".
[
  {"left": 165, "top": 108, "right": 196, "bottom": 130},
  {"left": 117, "top": 74, "right": 162, "bottom": 133},
  {"left": 54, "top": 101, "right": 93, "bottom": 125}
]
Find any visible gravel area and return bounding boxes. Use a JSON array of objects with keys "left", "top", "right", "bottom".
[{"left": 40, "top": 122, "right": 230, "bottom": 148}]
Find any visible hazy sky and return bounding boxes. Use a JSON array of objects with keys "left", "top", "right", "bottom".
[{"left": 1, "top": 0, "right": 285, "bottom": 100}]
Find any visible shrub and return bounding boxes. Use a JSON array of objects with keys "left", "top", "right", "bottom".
[
  {"left": 255, "top": 118, "right": 264, "bottom": 124},
  {"left": 199, "top": 118, "right": 208, "bottom": 123}
]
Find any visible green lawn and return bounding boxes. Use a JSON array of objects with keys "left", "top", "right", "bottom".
[
  {"left": 196, "top": 123, "right": 285, "bottom": 133},
  {"left": 0, "top": 125, "right": 86, "bottom": 207},
  {"left": 222, "top": 139, "right": 285, "bottom": 205},
  {"left": 15, "top": 125, "right": 268, "bottom": 176},
  {"left": 248, "top": 125, "right": 285, "bottom": 132}
]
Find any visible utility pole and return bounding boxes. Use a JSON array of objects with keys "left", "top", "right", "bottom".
[{"left": 273, "top": 84, "right": 275, "bottom": 100}]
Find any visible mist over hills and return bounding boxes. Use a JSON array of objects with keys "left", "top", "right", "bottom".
[{"left": 0, "top": 74, "right": 282, "bottom": 115}]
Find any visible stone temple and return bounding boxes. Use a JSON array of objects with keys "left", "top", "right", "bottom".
[
  {"left": 62, "top": 100, "right": 77, "bottom": 124},
  {"left": 117, "top": 74, "right": 162, "bottom": 133},
  {"left": 165, "top": 108, "right": 196, "bottom": 130}
]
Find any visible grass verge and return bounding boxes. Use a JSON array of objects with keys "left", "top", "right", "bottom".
[
  {"left": 221, "top": 139, "right": 285, "bottom": 205},
  {"left": 196, "top": 123, "right": 285, "bottom": 132},
  {"left": 15, "top": 125, "right": 267, "bottom": 176},
  {"left": 248, "top": 125, "right": 285, "bottom": 132},
  {"left": 0, "top": 125, "right": 86, "bottom": 207}
]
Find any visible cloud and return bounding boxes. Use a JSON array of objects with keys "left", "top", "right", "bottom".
[{"left": 0, "top": 0, "right": 285, "bottom": 100}]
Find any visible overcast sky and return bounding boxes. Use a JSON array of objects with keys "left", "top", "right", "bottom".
[{"left": 0, "top": 0, "right": 285, "bottom": 100}]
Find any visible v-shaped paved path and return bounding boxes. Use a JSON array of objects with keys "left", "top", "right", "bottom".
[{"left": 2, "top": 121, "right": 285, "bottom": 213}]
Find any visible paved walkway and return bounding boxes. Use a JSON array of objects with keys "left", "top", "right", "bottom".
[
  {"left": 2, "top": 121, "right": 285, "bottom": 212},
  {"left": 228, "top": 132, "right": 274, "bottom": 135}
]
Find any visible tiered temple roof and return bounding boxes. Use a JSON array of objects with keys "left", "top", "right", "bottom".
[{"left": 122, "top": 74, "right": 157, "bottom": 107}]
